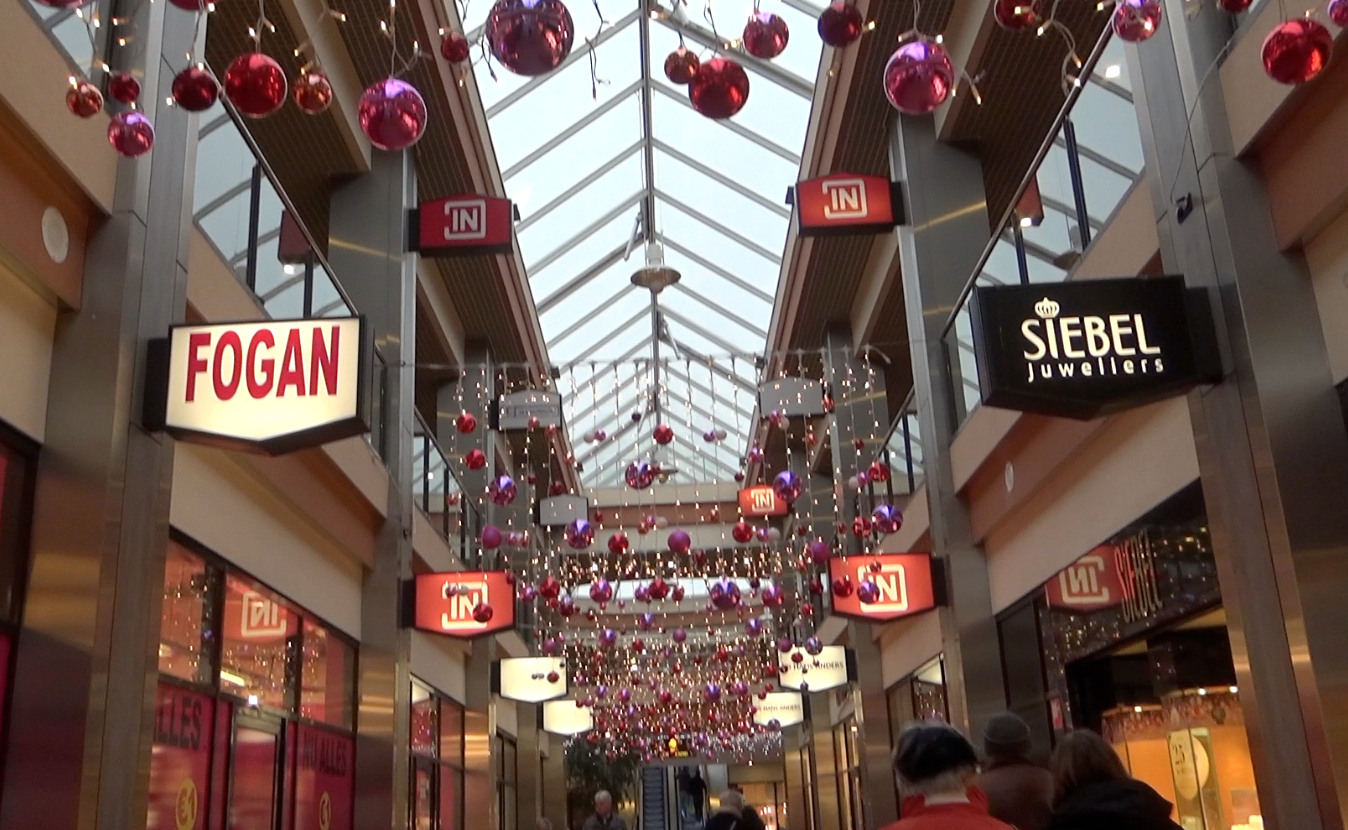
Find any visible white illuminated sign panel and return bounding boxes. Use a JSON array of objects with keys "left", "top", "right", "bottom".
[
  {"left": 542, "top": 700, "right": 593, "bottom": 736},
  {"left": 148, "top": 317, "right": 370, "bottom": 454},
  {"left": 777, "top": 645, "right": 850, "bottom": 692},
  {"left": 753, "top": 692, "right": 805, "bottom": 728},
  {"left": 497, "top": 657, "right": 568, "bottom": 703}
]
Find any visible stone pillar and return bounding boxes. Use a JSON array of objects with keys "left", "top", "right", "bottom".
[
  {"left": 541, "top": 732, "right": 568, "bottom": 830},
  {"left": 783, "top": 726, "right": 809, "bottom": 830},
  {"left": 808, "top": 693, "right": 840, "bottom": 830},
  {"left": 890, "top": 115, "right": 1004, "bottom": 738},
  {"left": 465, "top": 637, "right": 499, "bottom": 830},
  {"left": 1129, "top": 6, "right": 1348, "bottom": 826},
  {"left": 329, "top": 148, "right": 418, "bottom": 830},
  {"left": 848, "top": 626, "right": 896, "bottom": 830},
  {"left": 516, "top": 703, "right": 542, "bottom": 830},
  {"left": 0, "top": 3, "right": 201, "bottom": 828}
]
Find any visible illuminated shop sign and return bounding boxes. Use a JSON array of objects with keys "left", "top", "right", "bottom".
[
  {"left": 738, "top": 485, "right": 787, "bottom": 518},
  {"left": 410, "top": 194, "right": 515, "bottom": 256},
  {"left": 542, "top": 699, "right": 593, "bottom": 735},
  {"left": 777, "top": 645, "right": 853, "bottom": 692},
  {"left": 794, "top": 173, "right": 903, "bottom": 236},
  {"left": 1044, "top": 535, "right": 1163, "bottom": 621},
  {"left": 970, "top": 276, "right": 1220, "bottom": 419},
  {"left": 494, "top": 656, "right": 568, "bottom": 703},
  {"left": 408, "top": 571, "right": 516, "bottom": 639},
  {"left": 827, "top": 553, "right": 940, "bottom": 622},
  {"left": 146, "top": 318, "right": 370, "bottom": 454},
  {"left": 493, "top": 389, "right": 564, "bottom": 431},
  {"left": 752, "top": 692, "right": 806, "bottom": 728}
]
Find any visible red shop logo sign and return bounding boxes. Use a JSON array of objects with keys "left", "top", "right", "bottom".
[{"left": 410, "top": 572, "right": 516, "bottom": 638}]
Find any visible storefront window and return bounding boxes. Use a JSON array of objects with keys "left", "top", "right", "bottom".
[
  {"left": 300, "top": 618, "right": 355, "bottom": 728},
  {"left": 0, "top": 435, "right": 36, "bottom": 626},
  {"left": 220, "top": 574, "right": 297, "bottom": 713},
  {"left": 410, "top": 679, "right": 466, "bottom": 830},
  {"left": 413, "top": 680, "right": 438, "bottom": 756},
  {"left": 159, "top": 542, "right": 220, "bottom": 685},
  {"left": 497, "top": 733, "right": 517, "bottom": 830}
]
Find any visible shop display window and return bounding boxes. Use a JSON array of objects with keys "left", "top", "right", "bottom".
[
  {"left": 738, "top": 782, "right": 787, "bottom": 830},
  {"left": 300, "top": 619, "right": 355, "bottom": 728},
  {"left": 409, "top": 678, "right": 466, "bottom": 830},
  {"left": 159, "top": 542, "right": 220, "bottom": 685},
  {"left": 220, "top": 574, "right": 297, "bottom": 712},
  {"left": 412, "top": 680, "right": 439, "bottom": 756}
]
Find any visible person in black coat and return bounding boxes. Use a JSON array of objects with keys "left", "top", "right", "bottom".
[
  {"left": 705, "top": 791, "right": 747, "bottom": 830},
  {"left": 1047, "top": 730, "right": 1184, "bottom": 830}
]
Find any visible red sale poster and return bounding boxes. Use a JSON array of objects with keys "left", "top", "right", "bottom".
[
  {"left": 148, "top": 682, "right": 216, "bottom": 830},
  {"left": 293, "top": 725, "right": 353, "bottom": 830}
]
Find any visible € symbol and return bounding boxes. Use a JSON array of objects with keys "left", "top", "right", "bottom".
[
  {"left": 319, "top": 791, "right": 332, "bottom": 830},
  {"left": 175, "top": 778, "right": 198, "bottom": 830}
]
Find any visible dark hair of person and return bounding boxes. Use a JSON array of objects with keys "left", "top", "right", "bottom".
[{"left": 1049, "top": 730, "right": 1131, "bottom": 803}]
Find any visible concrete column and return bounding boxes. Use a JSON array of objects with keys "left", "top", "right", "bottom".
[
  {"left": 516, "top": 704, "right": 542, "bottom": 830},
  {"left": 808, "top": 693, "right": 840, "bottom": 830},
  {"left": 890, "top": 115, "right": 1004, "bottom": 738},
  {"left": 848, "top": 626, "right": 896, "bottom": 830},
  {"left": 0, "top": 3, "right": 200, "bottom": 828},
  {"left": 329, "top": 148, "right": 418, "bottom": 830},
  {"left": 465, "top": 637, "right": 499, "bottom": 830},
  {"left": 784, "top": 727, "right": 809, "bottom": 830},
  {"left": 1129, "top": 6, "right": 1348, "bottom": 827},
  {"left": 541, "top": 733, "right": 568, "bottom": 830}
]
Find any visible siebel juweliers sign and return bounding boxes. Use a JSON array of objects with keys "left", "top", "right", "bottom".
[{"left": 970, "top": 276, "right": 1221, "bottom": 419}]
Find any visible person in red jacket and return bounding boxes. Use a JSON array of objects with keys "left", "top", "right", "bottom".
[{"left": 880, "top": 723, "right": 1016, "bottom": 830}]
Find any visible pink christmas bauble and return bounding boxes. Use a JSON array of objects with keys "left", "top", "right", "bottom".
[
  {"left": 565, "top": 519, "right": 595, "bottom": 550},
  {"left": 108, "top": 72, "right": 141, "bottom": 105},
  {"left": 883, "top": 37, "right": 954, "bottom": 115},
  {"left": 293, "top": 69, "right": 334, "bottom": 114},
  {"left": 224, "top": 53, "right": 287, "bottom": 118},
  {"left": 485, "top": 0, "right": 574, "bottom": 76},
  {"left": 1261, "top": 18, "right": 1332, "bottom": 84},
  {"left": 665, "top": 47, "right": 700, "bottom": 84},
  {"left": 359, "top": 78, "right": 427, "bottom": 151},
  {"left": 489, "top": 475, "right": 517, "bottom": 505},
  {"left": 744, "top": 12, "right": 789, "bottom": 59},
  {"left": 441, "top": 31, "right": 472, "bottom": 63},
  {"left": 1111, "top": 0, "right": 1162, "bottom": 42},
  {"left": 107, "top": 111, "right": 155, "bottom": 157},
  {"left": 994, "top": 0, "right": 1040, "bottom": 30},
  {"left": 66, "top": 81, "right": 104, "bottom": 118},
  {"left": 1330, "top": 0, "right": 1348, "bottom": 26},
  {"left": 172, "top": 66, "right": 219, "bottom": 112},
  {"left": 668, "top": 529, "right": 692, "bottom": 554},
  {"left": 818, "top": 2, "right": 863, "bottom": 47},
  {"left": 689, "top": 57, "right": 750, "bottom": 119},
  {"left": 480, "top": 525, "right": 503, "bottom": 549}
]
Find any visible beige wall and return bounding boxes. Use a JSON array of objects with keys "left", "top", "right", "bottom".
[
  {"left": 878, "top": 612, "right": 943, "bottom": 689},
  {"left": 411, "top": 630, "right": 469, "bottom": 704},
  {"left": 1307, "top": 207, "right": 1348, "bottom": 384},
  {"left": 170, "top": 442, "right": 364, "bottom": 636},
  {"left": 496, "top": 696, "right": 519, "bottom": 738},
  {"left": 983, "top": 397, "right": 1199, "bottom": 612},
  {"left": 0, "top": 262, "right": 55, "bottom": 441}
]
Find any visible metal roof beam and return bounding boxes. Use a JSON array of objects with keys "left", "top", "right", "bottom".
[
  {"left": 661, "top": 308, "right": 756, "bottom": 357},
  {"left": 536, "top": 242, "right": 636, "bottom": 314},
  {"left": 546, "top": 284, "right": 642, "bottom": 348},
  {"left": 517, "top": 140, "right": 645, "bottom": 233},
  {"left": 529, "top": 191, "right": 646, "bottom": 275},
  {"left": 668, "top": 284, "right": 769, "bottom": 339}
]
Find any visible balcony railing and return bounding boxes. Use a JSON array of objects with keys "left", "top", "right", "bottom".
[
  {"left": 941, "top": 32, "right": 1147, "bottom": 425},
  {"left": 877, "top": 389, "right": 924, "bottom": 498},
  {"left": 412, "top": 410, "right": 481, "bottom": 564}
]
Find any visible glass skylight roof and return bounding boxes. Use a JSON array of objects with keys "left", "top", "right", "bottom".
[{"left": 462, "top": 0, "right": 830, "bottom": 487}]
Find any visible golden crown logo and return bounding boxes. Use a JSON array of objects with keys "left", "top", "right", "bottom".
[{"left": 1034, "top": 297, "right": 1060, "bottom": 319}]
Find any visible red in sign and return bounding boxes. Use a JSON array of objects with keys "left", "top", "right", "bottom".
[
  {"left": 738, "top": 485, "right": 787, "bottom": 517},
  {"left": 412, "top": 571, "right": 516, "bottom": 638},
  {"left": 415, "top": 195, "right": 514, "bottom": 256},
  {"left": 796, "top": 173, "right": 899, "bottom": 236},
  {"left": 827, "top": 553, "right": 938, "bottom": 621},
  {"left": 1044, "top": 546, "right": 1125, "bottom": 612}
]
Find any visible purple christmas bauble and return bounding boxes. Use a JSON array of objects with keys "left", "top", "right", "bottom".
[
  {"left": 638, "top": 612, "right": 656, "bottom": 631},
  {"left": 872, "top": 503, "right": 903, "bottom": 535},
  {"left": 480, "top": 525, "right": 503, "bottom": 549},
  {"left": 777, "top": 637, "right": 794, "bottom": 653},
  {"left": 745, "top": 618, "right": 764, "bottom": 637},
  {"left": 565, "top": 519, "right": 595, "bottom": 549},
  {"left": 599, "top": 628, "right": 618, "bottom": 649},
  {"left": 358, "top": 78, "right": 427, "bottom": 151},
  {"left": 772, "top": 469, "right": 803, "bottom": 503},
  {"left": 807, "top": 538, "right": 831, "bottom": 564},
  {"left": 804, "top": 635, "right": 824, "bottom": 655},
  {"left": 589, "top": 578, "right": 613, "bottom": 604},
  {"left": 1330, "top": 0, "right": 1348, "bottom": 27},
  {"left": 634, "top": 585, "right": 651, "bottom": 603},
  {"left": 731, "top": 680, "right": 750, "bottom": 697},
  {"left": 485, "top": 0, "right": 574, "bottom": 76},
  {"left": 857, "top": 579, "right": 881, "bottom": 604},
  {"left": 883, "top": 37, "right": 954, "bottom": 115},
  {"left": 760, "top": 583, "right": 785, "bottom": 608},
  {"left": 818, "top": 1, "right": 863, "bottom": 47},
  {"left": 709, "top": 578, "right": 742, "bottom": 610},
  {"left": 489, "top": 475, "right": 518, "bottom": 505},
  {"left": 704, "top": 683, "right": 722, "bottom": 703},
  {"left": 668, "top": 529, "right": 692, "bottom": 554},
  {"left": 672, "top": 627, "right": 688, "bottom": 643},
  {"left": 625, "top": 460, "right": 656, "bottom": 489}
]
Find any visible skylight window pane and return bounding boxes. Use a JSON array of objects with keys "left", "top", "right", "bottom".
[
  {"left": 529, "top": 213, "right": 636, "bottom": 299},
  {"left": 1069, "top": 83, "right": 1144, "bottom": 175},
  {"left": 654, "top": 151, "right": 790, "bottom": 254},
  {"left": 649, "top": 93, "right": 796, "bottom": 204},
  {"left": 507, "top": 95, "right": 642, "bottom": 211},
  {"left": 542, "top": 282, "right": 646, "bottom": 347},
  {"left": 659, "top": 292, "right": 764, "bottom": 352},
  {"left": 665, "top": 252, "right": 774, "bottom": 315},
  {"left": 487, "top": 23, "right": 643, "bottom": 171},
  {"left": 660, "top": 199, "right": 780, "bottom": 277},
  {"left": 518, "top": 153, "right": 644, "bottom": 263}
]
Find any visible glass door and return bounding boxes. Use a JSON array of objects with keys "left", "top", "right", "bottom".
[{"left": 229, "top": 711, "right": 282, "bottom": 830}]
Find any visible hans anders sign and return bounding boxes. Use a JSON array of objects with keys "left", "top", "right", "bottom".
[
  {"left": 778, "top": 645, "right": 853, "bottom": 692},
  {"left": 970, "top": 277, "right": 1220, "bottom": 419},
  {"left": 146, "top": 318, "right": 371, "bottom": 454},
  {"left": 494, "top": 657, "right": 568, "bottom": 703},
  {"left": 752, "top": 692, "right": 806, "bottom": 728}
]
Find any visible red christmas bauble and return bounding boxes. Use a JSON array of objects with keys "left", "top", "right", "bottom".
[
  {"left": 832, "top": 575, "right": 854, "bottom": 598},
  {"left": 225, "top": 53, "right": 286, "bottom": 118},
  {"left": 664, "top": 47, "right": 700, "bottom": 84},
  {"left": 689, "top": 57, "right": 750, "bottom": 119},
  {"left": 455, "top": 411, "right": 478, "bottom": 433},
  {"left": 1218, "top": 0, "right": 1252, "bottom": 12},
  {"left": 608, "top": 532, "right": 630, "bottom": 555},
  {"left": 851, "top": 515, "right": 873, "bottom": 538},
  {"left": 472, "top": 602, "right": 494, "bottom": 623},
  {"left": 441, "top": 31, "right": 472, "bottom": 63},
  {"left": 653, "top": 423, "right": 675, "bottom": 445},
  {"left": 1111, "top": 0, "right": 1162, "bottom": 42},
  {"left": 66, "top": 81, "right": 104, "bottom": 118},
  {"left": 550, "top": 480, "right": 567, "bottom": 496},
  {"left": 172, "top": 66, "right": 219, "bottom": 112},
  {"left": 1330, "top": 0, "right": 1348, "bottom": 26},
  {"left": 744, "top": 12, "right": 789, "bottom": 59},
  {"left": 818, "top": 2, "right": 863, "bottom": 47},
  {"left": 108, "top": 72, "right": 141, "bottom": 105},
  {"left": 884, "top": 37, "right": 953, "bottom": 115},
  {"left": 293, "top": 69, "right": 334, "bottom": 114},
  {"left": 359, "top": 78, "right": 428, "bottom": 151},
  {"left": 539, "top": 576, "right": 562, "bottom": 600},
  {"left": 107, "top": 111, "right": 155, "bottom": 157},
  {"left": 31, "top": 0, "right": 86, "bottom": 8},
  {"left": 868, "top": 460, "right": 891, "bottom": 483},
  {"left": 732, "top": 521, "right": 754, "bottom": 543},
  {"left": 994, "top": 0, "right": 1040, "bottom": 30},
  {"left": 1261, "top": 18, "right": 1332, "bottom": 84},
  {"left": 465, "top": 449, "right": 487, "bottom": 469},
  {"left": 485, "top": 0, "right": 574, "bottom": 76}
]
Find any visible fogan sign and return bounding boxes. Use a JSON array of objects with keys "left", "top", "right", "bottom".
[
  {"left": 408, "top": 571, "right": 516, "bottom": 639},
  {"left": 146, "top": 318, "right": 371, "bottom": 454},
  {"left": 827, "top": 553, "right": 940, "bottom": 622}
]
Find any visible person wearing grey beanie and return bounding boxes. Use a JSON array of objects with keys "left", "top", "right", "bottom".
[
  {"left": 974, "top": 712, "right": 1054, "bottom": 830},
  {"left": 880, "top": 723, "right": 1014, "bottom": 830}
]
